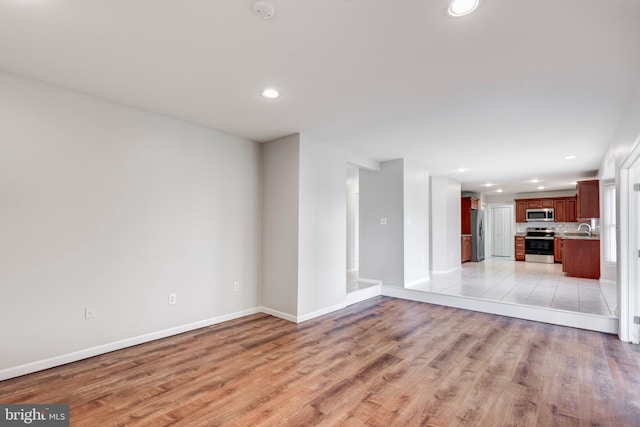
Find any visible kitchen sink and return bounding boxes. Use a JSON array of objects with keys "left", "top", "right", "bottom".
[{"left": 563, "top": 232, "right": 599, "bottom": 238}]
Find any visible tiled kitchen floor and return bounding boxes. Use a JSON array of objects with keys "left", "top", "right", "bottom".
[{"left": 348, "top": 258, "right": 617, "bottom": 317}]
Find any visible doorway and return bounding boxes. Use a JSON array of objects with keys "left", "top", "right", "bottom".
[
  {"left": 618, "top": 140, "right": 640, "bottom": 343},
  {"left": 346, "top": 164, "right": 359, "bottom": 292},
  {"left": 490, "top": 204, "right": 514, "bottom": 258}
]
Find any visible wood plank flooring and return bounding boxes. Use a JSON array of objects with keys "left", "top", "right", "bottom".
[{"left": 2, "top": 296, "right": 640, "bottom": 426}]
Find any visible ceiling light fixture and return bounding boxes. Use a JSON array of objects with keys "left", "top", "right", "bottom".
[
  {"left": 538, "top": 186, "right": 545, "bottom": 190},
  {"left": 564, "top": 155, "right": 577, "bottom": 160},
  {"left": 253, "top": 1, "right": 275, "bottom": 19},
  {"left": 260, "top": 88, "right": 280, "bottom": 99},
  {"left": 496, "top": 189, "right": 503, "bottom": 193},
  {"left": 448, "top": 0, "right": 479, "bottom": 17},
  {"left": 455, "top": 167, "right": 469, "bottom": 173}
]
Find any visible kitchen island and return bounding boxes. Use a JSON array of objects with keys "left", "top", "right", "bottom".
[{"left": 561, "top": 233, "right": 600, "bottom": 279}]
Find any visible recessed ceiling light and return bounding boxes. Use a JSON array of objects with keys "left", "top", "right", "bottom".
[
  {"left": 253, "top": 2, "right": 276, "bottom": 20},
  {"left": 496, "top": 189, "right": 503, "bottom": 193},
  {"left": 538, "top": 186, "right": 545, "bottom": 190},
  {"left": 530, "top": 179, "right": 540, "bottom": 183},
  {"left": 483, "top": 183, "right": 494, "bottom": 187},
  {"left": 564, "top": 155, "right": 577, "bottom": 160},
  {"left": 260, "top": 88, "right": 280, "bottom": 99},
  {"left": 455, "top": 167, "right": 469, "bottom": 173},
  {"left": 448, "top": 0, "right": 479, "bottom": 17}
]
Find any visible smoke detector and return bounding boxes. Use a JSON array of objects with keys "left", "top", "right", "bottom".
[{"left": 253, "top": 2, "right": 275, "bottom": 19}]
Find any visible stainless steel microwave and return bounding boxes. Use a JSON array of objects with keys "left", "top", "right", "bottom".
[{"left": 526, "top": 208, "right": 554, "bottom": 222}]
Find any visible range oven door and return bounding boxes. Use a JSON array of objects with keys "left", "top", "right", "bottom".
[{"left": 525, "top": 237, "right": 554, "bottom": 264}]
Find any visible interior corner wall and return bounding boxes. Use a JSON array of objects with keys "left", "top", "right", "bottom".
[
  {"left": 359, "top": 159, "right": 405, "bottom": 287},
  {"left": 297, "top": 136, "right": 348, "bottom": 317},
  {"left": 0, "top": 72, "right": 261, "bottom": 374},
  {"left": 403, "top": 161, "right": 430, "bottom": 285},
  {"left": 261, "top": 134, "right": 300, "bottom": 318},
  {"left": 430, "top": 176, "right": 462, "bottom": 273}
]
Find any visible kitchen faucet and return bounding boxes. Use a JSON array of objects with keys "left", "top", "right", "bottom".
[{"left": 577, "top": 223, "right": 592, "bottom": 235}]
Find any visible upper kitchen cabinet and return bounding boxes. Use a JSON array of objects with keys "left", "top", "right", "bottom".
[
  {"left": 526, "top": 199, "right": 554, "bottom": 209},
  {"left": 577, "top": 180, "right": 599, "bottom": 219},
  {"left": 554, "top": 196, "right": 578, "bottom": 223},
  {"left": 515, "top": 201, "right": 526, "bottom": 223},
  {"left": 565, "top": 197, "right": 577, "bottom": 222},
  {"left": 554, "top": 199, "right": 566, "bottom": 222},
  {"left": 515, "top": 196, "right": 578, "bottom": 223}
]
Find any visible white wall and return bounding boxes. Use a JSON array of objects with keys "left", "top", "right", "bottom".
[
  {"left": 0, "top": 72, "right": 261, "bottom": 373},
  {"left": 359, "top": 159, "right": 429, "bottom": 287},
  {"left": 297, "top": 135, "right": 349, "bottom": 317},
  {"left": 261, "top": 134, "right": 377, "bottom": 320},
  {"left": 403, "top": 161, "right": 430, "bottom": 285},
  {"left": 261, "top": 134, "right": 300, "bottom": 318},
  {"left": 430, "top": 176, "right": 462, "bottom": 273},
  {"left": 360, "top": 160, "right": 405, "bottom": 286}
]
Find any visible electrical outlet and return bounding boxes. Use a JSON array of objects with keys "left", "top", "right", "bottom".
[
  {"left": 85, "top": 306, "right": 96, "bottom": 320},
  {"left": 234, "top": 282, "right": 240, "bottom": 292},
  {"left": 168, "top": 293, "right": 177, "bottom": 305}
]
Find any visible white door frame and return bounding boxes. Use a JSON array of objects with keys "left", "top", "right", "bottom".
[{"left": 619, "top": 138, "right": 640, "bottom": 343}]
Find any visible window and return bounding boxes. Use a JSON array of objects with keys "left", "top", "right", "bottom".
[{"left": 603, "top": 180, "right": 616, "bottom": 264}]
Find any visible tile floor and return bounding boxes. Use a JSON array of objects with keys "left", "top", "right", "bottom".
[{"left": 348, "top": 258, "right": 617, "bottom": 317}]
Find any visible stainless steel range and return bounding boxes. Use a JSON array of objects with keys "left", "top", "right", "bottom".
[{"left": 525, "top": 227, "right": 555, "bottom": 264}]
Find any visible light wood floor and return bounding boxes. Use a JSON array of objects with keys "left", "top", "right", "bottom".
[{"left": 2, "top": 297, "right": 639, "bottom": 426}]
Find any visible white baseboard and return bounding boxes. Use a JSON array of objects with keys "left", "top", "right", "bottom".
[
  {"left": 259, "top": 306, "right": 297, "bottom": 323},
  {"left": 600, "top": 278, "right": 616, "bottom": 286},
  {"left": 260, "top": 302, "right": 350, "bottom": 323},
  {"left": 0, "top": 307, "right": 260, "bottom": 382},
  {"left": 404, "top": 276, "right": 430, "bottom": 287},
  {"left": 346, "top": 285, "right": 382, "bottom": 305},
  {"left": 357, "top": 277, "right": 383, "bottom": 286},
  {"left": 296, "top": 302, "right": 347, "bottom": 323},
  {"left": 431, "top": 266, "right": 462, "bottom": 275}
]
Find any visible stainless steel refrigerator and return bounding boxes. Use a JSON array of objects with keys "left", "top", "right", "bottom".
[{"left": 470, "top": 210, "right": 485, "bottom": 262}]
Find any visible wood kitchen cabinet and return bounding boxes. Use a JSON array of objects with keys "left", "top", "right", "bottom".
[
  {"left": 526, "top": 199, "right": 554, "bottom": 209},
  {"left": 562, "top": 239, "right": 600, "bottom": 279},
  {"left": 554, "top": 236, "right": 563, "bottom": 263},
  {"left": 461, "top": 235, "right": 472, "bottom": 263},
  {"left": 554, "top": 199, "right": 566, "bottom": 222},
  {"left": 515, "top": 201, "right": 526, "bottom": 223},
  {"left": 461, "top": 197, "right": 478, "bottom": 235},
  {"left": 515, "top": 196, "right": 578, "bottom": 223},
  {"left": 577, "top": 180, "right": 599, "bottom": 219},
  {"left": 555, "top": 196, "right": 577, "bottom": 223},
  {"left": 515, "top": 236, "right": 525, "bottom": 261},
  {"left": 565, "top": 197, "right": 577, "bottom": 222}
]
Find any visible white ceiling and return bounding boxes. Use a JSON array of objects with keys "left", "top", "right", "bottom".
[{"left": 1, "top": 0, "right": 639, "bottom": 195}]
